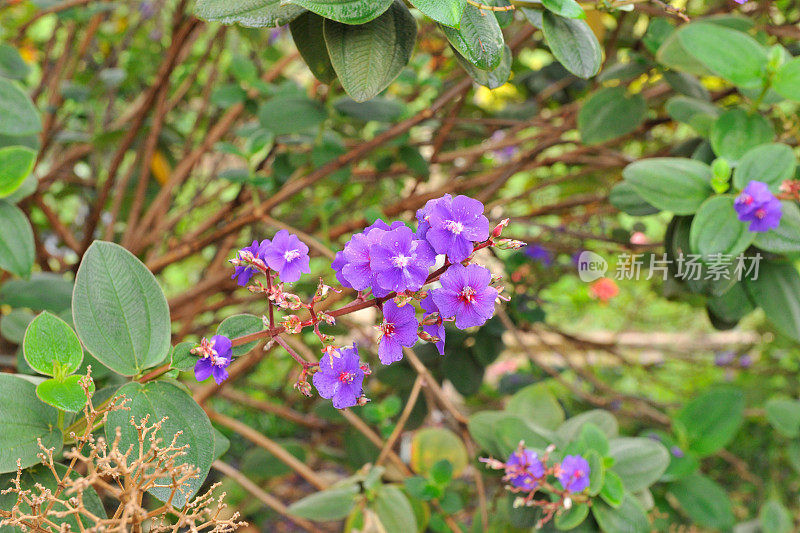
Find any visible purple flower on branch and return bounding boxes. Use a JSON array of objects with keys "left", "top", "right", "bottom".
[
  {"left": 432, "top": 264, "right": 497, "bottom": 329},
  {"left": 416, "top": 194, "right": 452, "bottom": 240},
  {"left": 421, "top": 294, "right": 445, "bottom": 355},
  {"left": 734, "top": 181, "right": 782, "bottom": 232},
  {"left": 194, "top": 335, "right": 233, "bottom": 385},
  {"left": 231, "top": 240, "right": 267, "bottom": 286},
  {"left": 263, "top": 230, "right": 311, "bottom": 282},
  {"left": 313, "top": 344, "right": 365, "bottom": 409},
  {"left": 425, "top": 195, "right": 490, "bottom": 263},
  {"left": 505, "top": 448, "right": 545, "bottom": 490},
  {"left": 557, "top": 455, "right": 590, "bottom": 492},
  {"left": 377, "top": 301, "right": 418, "bottom": 364},
  {"left": 369, "top": 226, "right": 436, "bottom": 293}
]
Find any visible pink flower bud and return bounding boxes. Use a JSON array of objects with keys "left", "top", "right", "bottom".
[
  {"left": 492, "top": 218, "right": 510, "bottom": 238},
  {"left": 496, "top": 239, "right": 526, "bottom": 250},
  {"left": 356, "top": 395, "right": 371, "bottom": 406}
]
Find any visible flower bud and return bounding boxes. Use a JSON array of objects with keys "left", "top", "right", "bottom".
[
  {"left": 492, "top": 218, "right": 510, "bottom": 238},
  {"left": 393, "top": 293, "right": 414, "bottom": 307},
  {"left": 496, "top": 239, "right": 526, "bottom": 250},
  {"left": 564, "top": 497, "right": 572, "bottom": 510},
  {"left": 418, "top": 330, "right": 441, "bottom": 344},
  {"left": 294, "top": 378, "right": 313, "bottom": 397},
  {"left": 360, "top": 362, "right": 372, "bottom": 376},
  {"left": 282, "top": 315, "right": 302, "bottom": 334},
  {"left": 356, "top": 395, "right": 371, "bottom": 406},
  {"left": 317, "top": 312, "right": 335, "bottom": 326},
  {"left": 420, "top": 312, "right": 441, "bottom": 325}
]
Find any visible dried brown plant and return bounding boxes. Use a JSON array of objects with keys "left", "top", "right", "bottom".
[{"left": 0, "top": 371, "right": 245, "bottom": 532}]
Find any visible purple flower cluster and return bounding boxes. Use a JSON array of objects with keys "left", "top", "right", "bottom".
[
  {"left": 734, "top": 181, "right": 782, "bottom": 232},
  {"left": 194, "top": 335, "right": 233, "bottom": 385},
  {"left": 231, "top": 230, "right": 311, "bottom": 285},
  {"left": 505, "top": 448, "right": 546, "bottom": 490},
  {"left": 312, "top": 344, "right": 365, "bottom": 409},
  {"left": 417, "top": 194, "right": 490, "bottom": 263}
]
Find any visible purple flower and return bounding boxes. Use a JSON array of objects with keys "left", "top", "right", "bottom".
[
  {"left": 332, "top": 251, "right": 351, "bottom": 289},
  {"left": 377, "top": 301, "right": 418, "bottom": 364},
  {"left": 421, "top": 294, "right": 445, "bottom": 355},
  {"left": 232, "top": 240, "right": 267, "bottom": 286},
  {"left": 432, "top": 264, "right": 497, "bottom": 329},
  {"left": 489, "top": 130, "right": 518, "bottom": 163},
  {"left": 268, "top": 26, "right": 286, "bottom": 45},
  {"left": 416, "top": 194, "right": 452, "bottom": 240},
  {"left": 525, "top": 244, "right": 554, "bottom": 267},
  {"left": 425, "top": 195, "right": 490, "bottom": 263},
  {"left": 557, "top": 455, "right": 590, "bottom": 492},
  {"left": 734, "top": 181, "right": 782, "bottom": 232},
  {"left": 739, "top": 354, "right": 753, "bottom": 368},
  {"left": 670, "top": 446, "right": 684, "bottom": 458},
  {"left": 505, "top": 448, "right": 545, "bottom": 490},
  {"left": 714, "top": 350, "right": 736, "bottom": 367},
  {"left": 263, "top": 230, "right": 311, "bottom": 282},
  {"left": 369, "top": 226, "right": 436, "bottom": 293},
  {"left": 338, "top": 220, "right": 405, "bottom": 297},
  {"left": 312, "top": 344, "right": 365, "bottom": 409},
  {"left": 194, "top": 335, "right": 233, "bottom": 385}
]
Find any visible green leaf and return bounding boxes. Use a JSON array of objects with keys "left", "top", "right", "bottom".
[
  {"left": 759, "top": 499, "right": 793, "bottom": 533},
  {"left": 733, "top": 143, "right": 796, "bottom": 192},
  {"left": 72, "top": 241, "right": 171, "bottom": 376},
  {"left": 557, "top": 410, "right": 618, "bottom": 442},
  {"left": 745, "top": 261, "right": 800, "bottom": 342},
  {"left": 452, "top": 44, "right": 512, "bottom": 89},
  {"left": 0, "top": 200, "right": 34, "bottom": 278},
  {"left": 665, "top": 96, "right": 718, "bottom": 135},
  {"left": 622, "top": 158, "right": 713, "bottom": 215},
  {"left": 706, "top": 282, "right": 753, "bottom": 325},
  {"left": 292, "top": 0, "right": 393, "bottom": 24},
  {"left": 468, "top": 411, "right": 510, "bottom": 456},
  {"left": 0, "top": 273, "right": 72, "bottom": 312},
  {"left": 0, "top": 464, "right": 106, "bottom": 530},
  {"left": 668, "top": 473, "right": 734, "bottom": 530},
  {"left": 430, "top": 459, "right": 453, "bottom": 485},
  {"left": 0, "top": 44, "right": 31, "bottom": 80},
  {"left": 334, "top": 96, "right": 405, "bottom": 122},
  {"left": 609, "top": 182, "right": 659, "bottom": 216},
  {"left": 411, "top": 427, "right": 468, "bottom": 477},
  {"left": 710, "top": 108, "right": 774, "bottom": 162},
  {"left": 675, "top": 387, "right": 744, "bottom": 456},
  {"left": 689, "top": 196, "right": 754, "bottom": 259},
  {"left": 324, "top": 1, "right": 417, "bottom": 102},
  {"left": 0, "top": 79, "right": 41, "bottom": 136},
  {"left": 213, "top": 427, "right": 231, "bottom": 460},
  {"left": 194, "top": 0, "right": 305, "bottom": 27},
  {"left": 496, "top": 417, "right": 555, "bottom": 455},
  {"left": 542, "top": 12, "right": 602, "bottom": 79},
  {"left": 579, "top": 423, "right": 610, "bottom": 456},
  {"left": 441, "top": 4, "right": 504, "bottom": 71},
  {"left": 592, "top": 494, "right": 650, "bottom": 533},
  {"left": 599, "top": 470, "right": 625, "bottom": 507},
  {"left": 0, "top": 374, "right": 62, "bottom": 473},
  {"left": 585, "top": 449, "right": 605, "bottom": 496},
  {"left": 0, "top": 308, "right": 34, "bottom": 344},
  {"left": 170, "top": 341, "right": 197, "bottom": 372},
  {"left": 774, "top": 58, "right": 800, "bottom": 102},
  {"left": 258, "top": 95, "right": 327, "bottom": 135},
  {"left": 106, "top": 381, "right": 214, "bottom": 507},
  {"left": 663, "top": 71, "right": 710, "bottom": 100},
  {"left": 217, "top": 314, "right": 264, "bottom": 356},
  {"left": 410, "top": 0, "right": 466, "bottom": 27},
  {"left": 289, "top": 484, "right": 359, "bottom": 520},
  {"left": 579, "top": 87, "right": 646, "bottom": 145},
  {"left": 754, "top": 202, "right": 800, "bottom": 254},
  {"left": 765, "top": 397, "right": 800, "bottom": 438},
  {"left": 23, "top": 311, "right": 83, "bottom": 377},
  {"left": 608, "top": 437, "right": 669, "bottom": 492},
  {"left": 673, "top": 22, "right": 766, "bottom": 88},
  {"left": 506, "top": 382, "right": 565, "bottom": 431},
  {"left": 542, "top": 0, "right": 585, "bottom": 18},
  {"left": 555, "top": 502, "right": 590, "bottom": 530},
  {"left": 36, "top": 375, "right": 94, "bottom": 413},
  {"left": 290, "top": 12, "right": 337, "bottom": 84},
  {"left": 0, "top": 146, "right": 36, "bottom": 198},
  {"left": 374, "top": 485, "right": 418, "bottom": 533}
]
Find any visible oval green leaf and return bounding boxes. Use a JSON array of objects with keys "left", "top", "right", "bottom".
[
  {"left": 689, "top": 195, "right": 754, "bottom": 259},
  {"left": 288, "top": 484, "right": 359, "bottom": 520},
  {"left": 579, "top": 86, "right": 646, "bottom": 145},
  {"left": 0, "top": 78, "right": 41, "bottom": 136},
  {"left": 290, "top": 11, "right": 337, "bottom": 84},
  {"left": 710, "top": 108, "right": 774, "bottom": 162},
  {"left": 667, "top": 473, "right": 734, "bottom": 530},
  {"left": 216, "top": 313, "right": 263, "bottom": 356},
  {"left": 23, "top": 311, "right": 83, "bottom": 377},
  {"left": 592, "top": 494, "right": 650, "bottom": 533},
  {"left": 36, "top": 375, "right": 94, "bottom": 413},
  {"left": 675, "top": 387, "right": 744, "bottom": 457},
  {"left": 441, "top": 4, "right": 504, "bottom": 71},
  {"left": 0, "top": 146, "right": 36, "bottom": 198},
  {"left": 194, "top": 0, "right": 306, "bottom": 27},
  {"left": 608, "top": 437, "right": 669, "bottom": 492},
  {"left": 774, "top": 57, "right": 800, "bottom": 102},
  {"left": 733, "top": 143, "right": 796, "bottom": 192},
  {"left": 292, "top": 0, "right": 393, "bottom": 24},
  {"left": 410, "top": 0, "right": 466, "bottom": 27},
  {"left": 745, "top": 260, "right": 800, "bottom": 342},
  {"left": 622, "top": 158, "right": 713, "bottom": 215},
  {"left": 542, "top": 11, "right": 602, "bottom": 79},
  {"left": 0, "top": 200, "right": 34, "bottom": 278}
]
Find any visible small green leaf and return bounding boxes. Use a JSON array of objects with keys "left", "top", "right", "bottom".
[
  {"left": 505, "top": 382, "right": 565, "bottom": 430},
  {"left": 622, "top": 158, "right": 713, "bottom": 215},
  {"left": 411, "top": 427, "right": 468, "bottom": 477},
  {"left": 675, "top": 387, "right": 744, "bottom": 457},
  {"left": 289, "top": 484, "right": 359, "bottom": 520},
  {"left": 585, "top": 449, "right": 605, "bottom": 496},
  {"left": 579, "top": 423, "right": 610, "bottom": 456},
  {"left": 609, "top": 182, "right": 659, "bottom": 216},
  {"left": 291, "top": 0, "right": 393, "bottom": 24},
  {"left": 555, "top": 502, "right": 590, "bottom": 530},
  {"left": 592, "top": 494, "right": 650, "bottom": 533},
  {"left": 170, "top": 341, "right": 197, "bottom": 372},
  {"left": 23, "top": 311, "right": 83, "bottom": 377},
  {"left": 0, "top": 308, "right": 34, "bottom": 343},
  {"left": 773, "top": 57, "right": 800, "bottom": 102},
  {"left": 0, "top": 44, "right": 31, "bottom": 80},
  {"left": 0, "top": 146, "right": 36, "bottom": 198},
  {"left": 410, "top": 0, "right": 466, "bottom": 27},
  {"left": 0, "top": 200, "right": 34, "bottom": 278},
  {"left": 668, "top": 473, "right": 734, "bottom": 530},
  {"left": 440, "top": 4, "right": 504, "bottom": 71},
  {"left": 689, "top": 196, "right": 754, "bottom": 259},
  {"left": 374, "top": 484, "right": 418, "bottom": 533},
  {"left": 0, "top": 78, "right": 41, "bottom": 136},
  {"left": 542, "top": 12, "right": 602, "bottom": 79},
  {"left": 0, "top": 374, "right": 62, "bottom": 473},
  {"left": 608, "top": 437, "right": 669, "bottom": 492},
  {"left": 759, "top": 499, "right": 793, "bottom": 533},
  {"left": 430, "top": 459, "right": 453, "bottom": 485},
  {"left": 72, "top": 241, "right": 171, "bottom": 376},
  {"left": 542, "top": 0, "right": 585, "bottom": 18},
  {"left": 733, "top": 143, "right": 796, "bottom": 192},
  {"left": 106, "top": 381, "right": 215, "bottom": 507},
  {"left": 217, "top": 313, "right": 263, "bottom": 356},
  {"left": 557, "top": 410, "right": 619, "bottom": 442},
  {"left": 600, "top": 470, "right": 625, "bottom": 507},
  {"left": 194, "top": 0, "right": 305, "bottom": 27},
  {"left": 0, "top": 273, "right": 73, "bottom": 312},
  {"left": 745, "top": 260, "right": 800, "bottom": 342},
  {"left": 579, "top": 87, "right": 646, "bottom": 145},
  {"left": 710, "top": 108, "right": 774, "bottom": 162},
  {"left": 36, "top": 375, "right": 94, "bottom": 413},
  {"left": 765, "top": 397, "right": 800, "bottom": 438},
  {"left": 324, "top": 1, "right": 417, "bottom": 102},
  {"left": 290, "top": 12, "right": 337, "bottom": 84}
]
